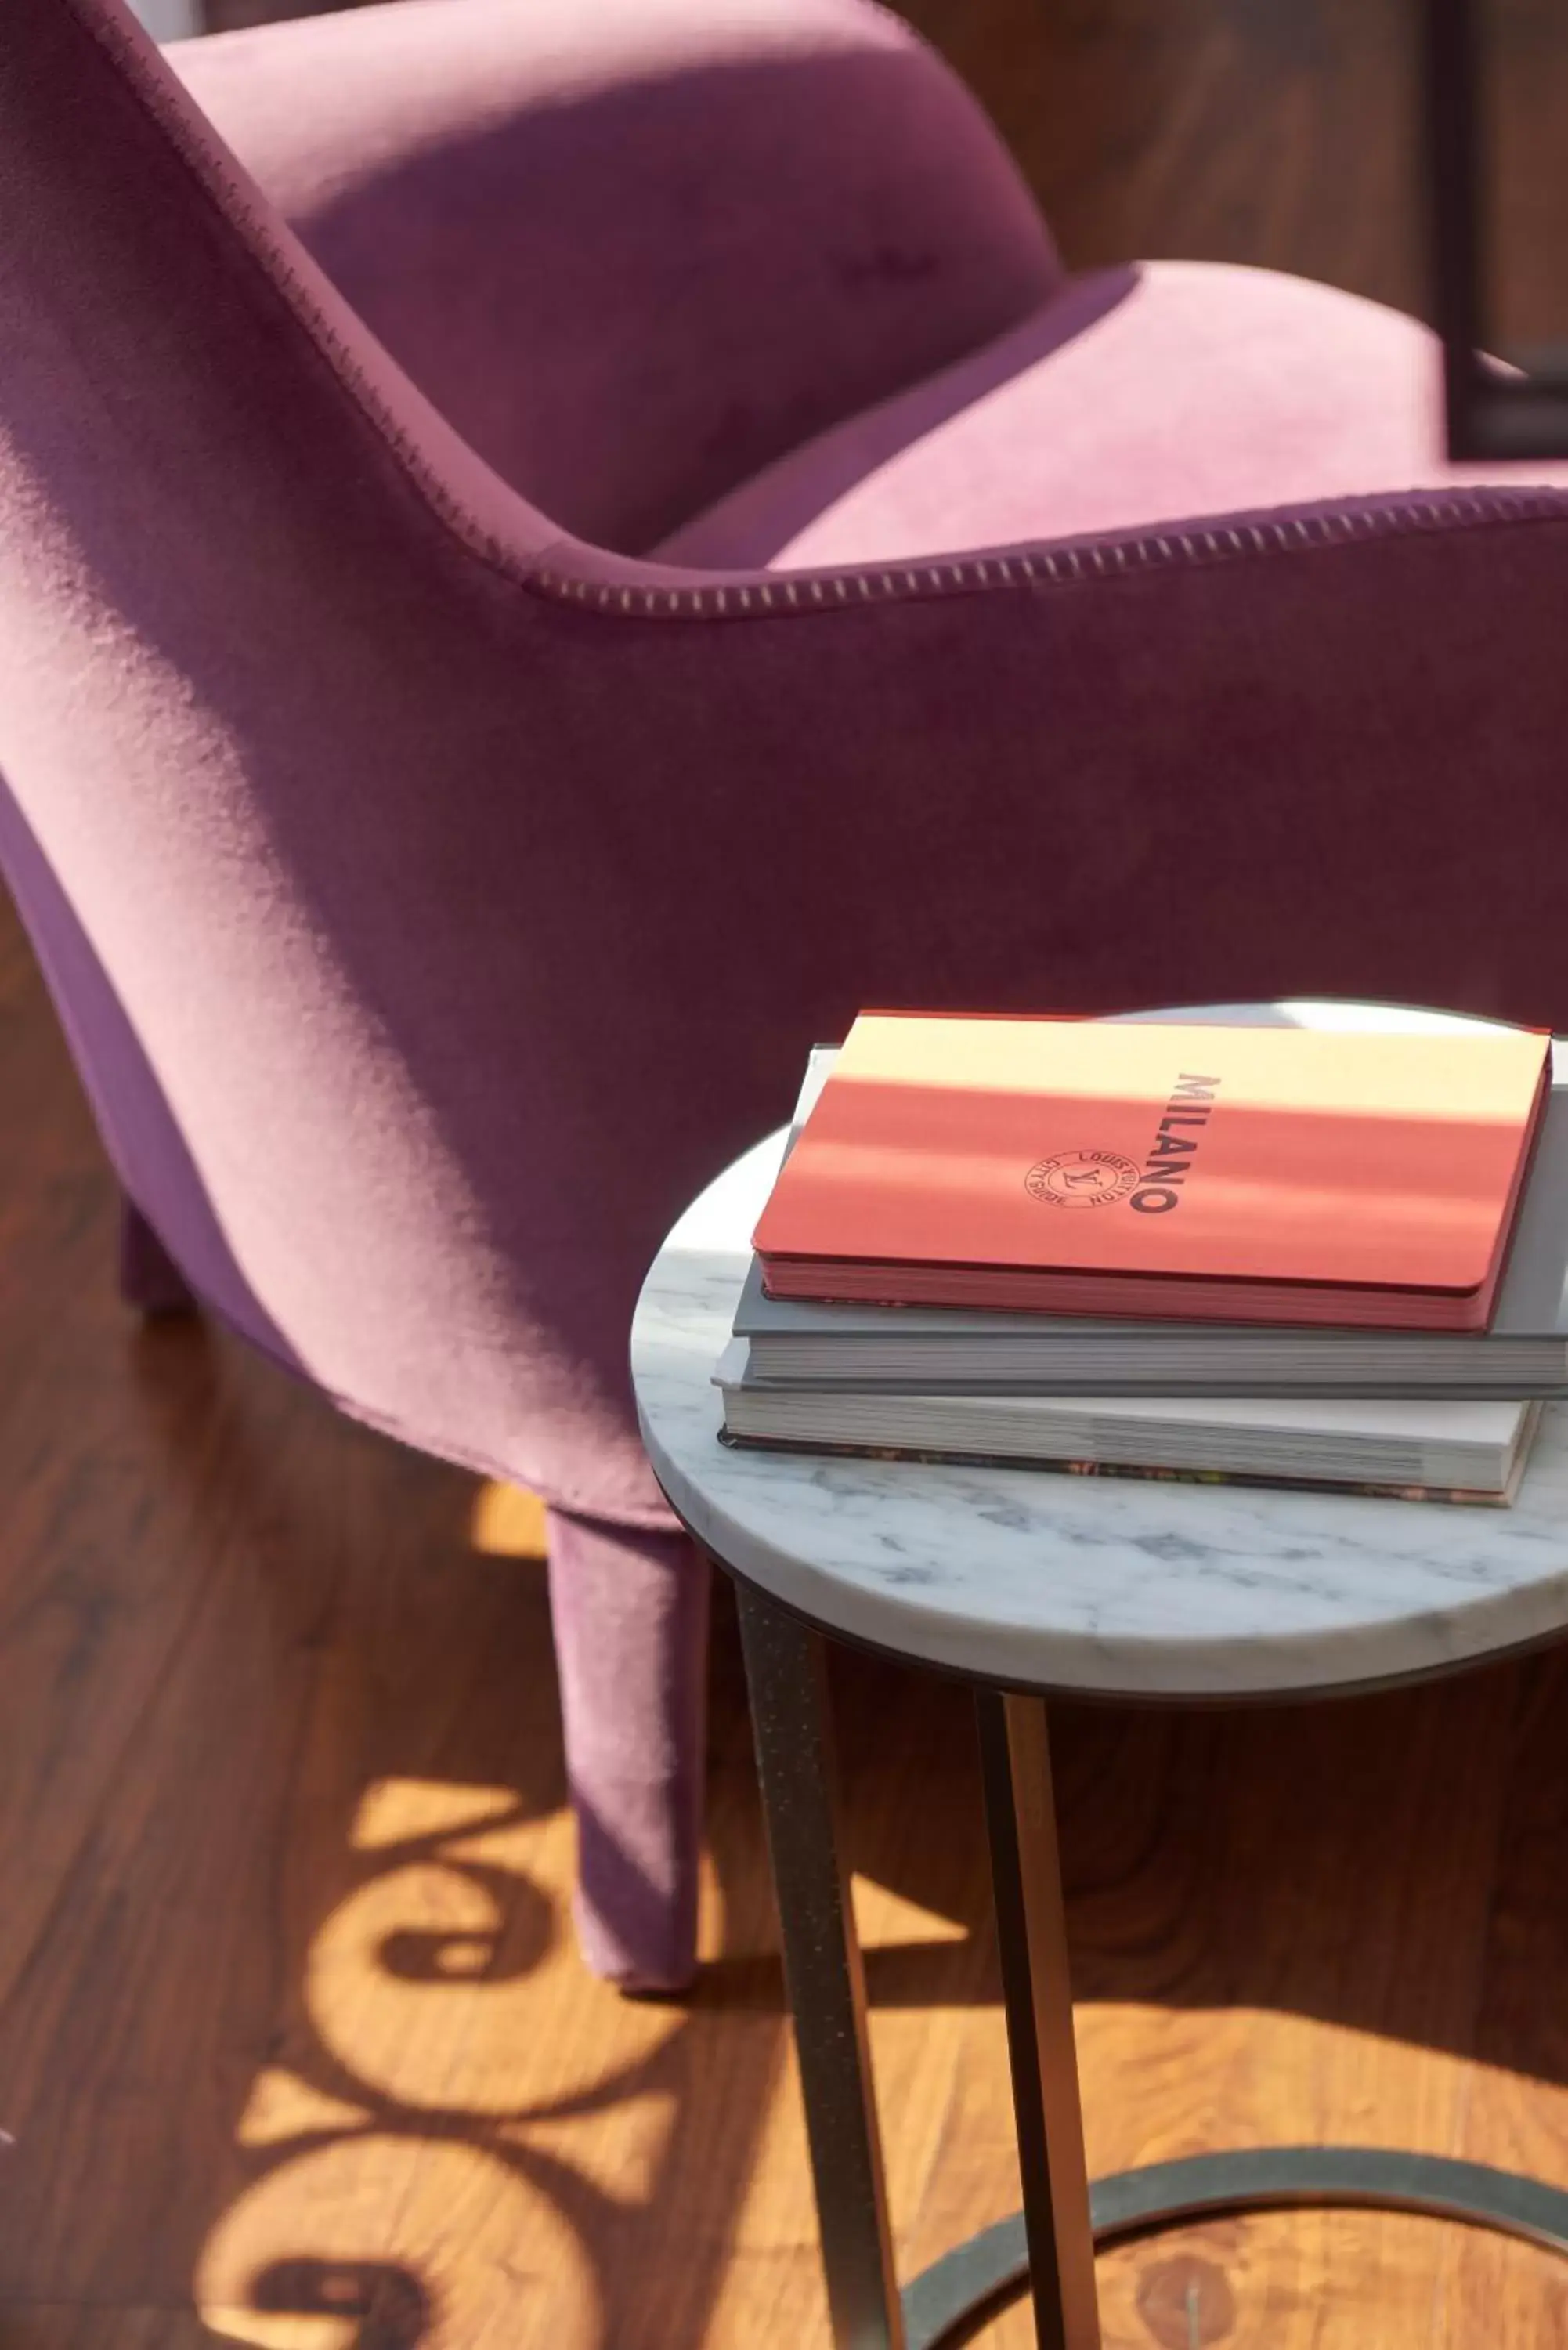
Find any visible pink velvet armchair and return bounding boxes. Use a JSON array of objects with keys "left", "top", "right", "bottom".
[{"left": 5, "top": 0, "right": 1567, "bottom": 1993}]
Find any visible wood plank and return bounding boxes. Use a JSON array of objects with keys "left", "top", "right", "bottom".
[
  {"left": 0, "top": 937, "right": 248, "bottom": 2030},
  {"left": 0, "top": 2313, "right": 220, "bottom": 2350},
  {"left": 1485, "top": 0, "right": 1568, "bottom": 352},
  {"left": 896, "top": 0, "right": 1423, "bottom": 312}
]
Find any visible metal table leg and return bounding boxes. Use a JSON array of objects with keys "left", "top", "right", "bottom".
[
  {"left": 736, "top": 1580, "right": 906, "bottom": 2350},
  {"left": 736, "top": 1586, "right": 1568, "bottom": 2350},
  {"left": 973, "top": 1690, "right": 1100, "bottom": 2350}
]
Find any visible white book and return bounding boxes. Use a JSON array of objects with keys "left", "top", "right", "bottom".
[{"left": 714, "top": 1338, "right": 1541, "bottom": 1502}]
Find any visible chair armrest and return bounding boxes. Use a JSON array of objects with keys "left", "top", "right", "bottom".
[{"left": 172, "top": 0, "right": 1060, "bottom": 553}]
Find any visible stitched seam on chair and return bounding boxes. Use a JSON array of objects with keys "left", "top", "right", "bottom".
[
  {"left": 532, "top": 493, "right": 1568, "bottom": 618},
  {"left": 60, "top": 2, "right": 1568, "bottom": 629}
]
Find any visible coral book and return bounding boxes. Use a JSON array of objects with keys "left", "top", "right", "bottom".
[{"left": 751, "top": 1013, "right": 1551, "bottom": 1330}]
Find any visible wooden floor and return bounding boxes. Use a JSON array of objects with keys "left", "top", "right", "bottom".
[
  {"left": 13, "top": 2, "right": 1568, "bottom": 2344},
  {"left": 5, "top": 851, "right": 1568, "bottom": 2350}
]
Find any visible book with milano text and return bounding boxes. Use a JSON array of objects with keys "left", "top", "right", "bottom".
[{"left": 750, "top": 1013, "right": 1552, "bottom": 1332}]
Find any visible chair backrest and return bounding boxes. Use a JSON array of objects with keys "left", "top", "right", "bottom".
[{"left": 177, "top": 0, "right": 1064, "bottom": 559}]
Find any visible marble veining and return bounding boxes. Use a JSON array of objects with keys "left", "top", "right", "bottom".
[{"left": 631, "top": 1007, "right": 1568, "bottom": 1698}]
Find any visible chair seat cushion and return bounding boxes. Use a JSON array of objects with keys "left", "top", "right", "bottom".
[{"left": 656, "top": 260, "right": 1568, "bottom": 569}]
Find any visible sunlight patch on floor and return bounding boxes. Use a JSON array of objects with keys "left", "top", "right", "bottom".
[
  {"left": 853, "top": 1871, "right": 968, "bottom": 1947},
  {"left": 199, "top": 2133, "right": 600, "bottom": 2350},
  {"left": 469, "top": 1482, "right": 549, "bottom": 1559},
  {"left": 350, "top": 1778, "right": 522, "bottom": 1850},
  {"left": 236, "top": 2070, "right": 378, "bottom": 2150},
  {"left": 197, "top": 1777, "right": 709, "bottom": 2348}
]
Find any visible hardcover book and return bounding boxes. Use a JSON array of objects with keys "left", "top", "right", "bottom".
[
  {"left": 751, "top": 1014, "right": 1551, "bottom": 1331},
  {"left": 737, "top": 1044, "right": 1568, "bottom": 1394},
  {"left": 714, "top": 1338, "right": 1544, "bottom": 1505}
]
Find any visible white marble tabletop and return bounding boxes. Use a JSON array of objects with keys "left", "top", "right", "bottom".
[{"left": 630, "top": 1004, "right": 1568, "bottom": 1699}]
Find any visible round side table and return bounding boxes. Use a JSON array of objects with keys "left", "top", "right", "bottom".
[{"left": 630, "top": 1003, "right": 1568, "bottom": 2350}]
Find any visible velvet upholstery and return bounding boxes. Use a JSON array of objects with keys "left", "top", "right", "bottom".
[
  {"left": 172, "top": 0, "right": 1061, "bottom": 555},
  {"left": 5, "top": 0, "right": 1568, "bottom": 1989}
]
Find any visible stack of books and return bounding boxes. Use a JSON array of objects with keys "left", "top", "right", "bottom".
[{"left": 715, "top": 1014, "right": 1568, "bottom": 1506}]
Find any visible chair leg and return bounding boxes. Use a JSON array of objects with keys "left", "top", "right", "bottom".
[
  {"left": 544, "top": 1506, "right": 710, "bottom": 1993},
  {"left": 117, "top": 1192, "right": 196, "bottom": 1315}
]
